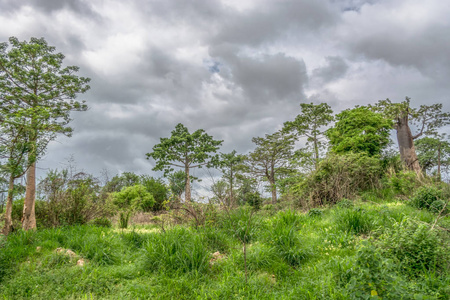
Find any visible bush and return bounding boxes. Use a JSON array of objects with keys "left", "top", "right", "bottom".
[
  {"left": 336, "top": 241, "right": 405, "bottom": 299},
  {"left": 386, "top": 170, "right": 420, "bottom": 196},
  {"left": 378, "top": 219, "right": 447, "bottom": 275},
  {"left": 307, "top": 208, "right": 323, "bottom": 218},
  {"left": 300, "top": 153, "right": 384, "bottom": 206},
  {"left": 410, "top": 185, "right": 442, "bottom": 210},
  {"left": 91, "top": 217, "right": 112, "bottom": 228},
  {"left": 143, "top": 227, "right": 209, "bottom": 274},
  {"left": 246, "top": 192, "right": 262, "bottom": 209},
  {"left": 336, "top": 198, "right": 354, "bottom": 209},
  {"left": 335, "top": 208, "right": 375, "bottom": 235},
  {"left": 113, "top": 185, "right": 155, "bottom": 212},
  {"left": 430, "top": 200, "right": 448, "bottom": 214}
]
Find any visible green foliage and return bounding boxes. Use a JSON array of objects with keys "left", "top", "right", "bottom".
[
  {"left": 113, "top": 185, "right": 155, "bottom": 212},
  {"left": 429, "top": 200, "right": 448, "bottom": 214},
  {"left": 337, "top": 241, "right": 404, "bottom": 299},
  {"left": 102, "top": 172, "right": 141, "bottom": 193},
  {"left": 36, "top": 169, "right": 114, "bottom": 227},
  {"left": 283, "top": 102, "right": 334, "bottom": 169},
  {"left": 386, "top": 170, "right": 421, "bottom": 196},
  {"left": 146, "top": 123, "right": 222, "bottom": 202},
  {"left": 327, "top": 106, "right": 393, "bottom": 157},
  {"left": 91, "top": 217, "right": 112, "bottom": 228},
  {"left": 140, "top": 176, "right": 168, "bottom": 211},
  {"left": 245, "top": 192, "right": 263, "bottom": 209},
  {"left": 410, "top": 185, "right": 442, "bottom": 211},
  {"left": 378, "top": 219, "right": 447, "bottom": 274},
  {"left": 336, "top": 198, "right": 354, "bottom": 209},
  {"left": 119, "top": 211, "right": 131, "bottom": 229},
  {"left": 266, "top": 210, "right": 309, "bottom": 266},
  {"left": 301, "top": 152, "right": 384, "bottom": 205},
  {"left": 307, "top": 208, "right": 323, "bottom": 218},
  {"left": 143, "top": 227, "right": 209, "bottom": 274},
  {"left": 247, "top": 130, "right": 295, "bottom": 203},
  {"left": 335, "top": 208, "right": 375, "bottom": 235},
  {"left": 218, "top": 206, "right": 259, "bottom": 243},
  {"left": 167, "top": 170, "right": 186, "bottom": 200},
  {"left": 415, "top": 137, "right": 450, "bottom": 174}
]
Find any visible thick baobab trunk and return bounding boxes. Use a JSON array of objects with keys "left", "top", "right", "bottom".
[
  {"left": 2, "top": 177, "right": 15, "bottom": 235},
  {"left": 396, "top": 115, "right": 421, "bottom": 174},
  {"left": 22, "top": 162, "right": 37, "bottom": 230},
  {"left": 185, "top": 165, "right": 191, "bottom": 202}
]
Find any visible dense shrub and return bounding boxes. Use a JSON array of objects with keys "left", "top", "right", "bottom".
[
  {"left": 410, "top": 185, "right": 442, "bottom": 211},
  {"left": 245, "top": 192, "right": 262, "bottom": 209},
  {"left": 378, "top": 219, "right": 448, "bottom": 274},
  {"left": 385, "top": 170, "right": 421, "bottom": 196},
  {"left": 143, "top": 227, "right": 209, "bottom": 274},
  {"left": 298, "top": 153, "right": 384, "bottom": 206},
  {"left": 307, "top": 208, "right": 323, "bottom": 218},
  {"left": 336, "top": 198, "right": 354, "bottom": 209},
  {"left": 336, "top": 241, "right": 405, "bottom": 299},
  {"left": 91, "top": 217, "right": 112, "bottom": 228},
  {"left": 35, "top": 170, "right": 115, "bottom": 227},
  {"left": 113, "top": 185, "right": 155, "bottom": 212}
]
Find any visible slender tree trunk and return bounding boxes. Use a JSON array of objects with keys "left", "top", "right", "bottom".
[
  {"left": 22, "top": 162, "right": 37, "bottom": 230},
  {"left": 2, "top": 176, "right": 15, "bottom": 235},
  {"left": 313, "top": 138, "right": 319, "bottom": 170},
  {"left": 396, "top": 115, "right": 421, "bottom": 174},
  {"left": 229, "top": 169, "right": 234, "bottom": 207},
  {"left": 185, "top": 165, "right": 191, "bottom": 202},
  {"left": 269, "top": 177, "right": 277, "bottom": 204},
  {"left": 437, "top": 142, "right": 441, "bottom": 182}
]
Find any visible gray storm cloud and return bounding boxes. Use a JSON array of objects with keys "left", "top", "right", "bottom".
[{"left": 0, "top": 0, "right": 448, "bottom": 180}]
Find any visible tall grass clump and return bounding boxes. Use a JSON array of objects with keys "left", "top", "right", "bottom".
[
  {"left": 143, "top": 227, "right": 209, "bottom": 274},
  {"left": 335, "top": 208, "right": 375, "bottom": 235},
  {"left": 265, "top": 209, "right": 309, "bottom": 267}
]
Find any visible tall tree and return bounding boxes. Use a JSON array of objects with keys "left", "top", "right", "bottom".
[
  {"left": 326, "top": 106, "right": 392, "bottom": 157},
  {"left": 371, "top": 98, "right": 450, "bottom": 173},
  {"left": 215, "top": 150, "right": 246, "bottom": 206},
  {"left": 247, "top": 131, "right": 295, "bottom": 204},
  {"left": 415, "top": 136, "right": 450, "bottom": 179},
  {"left": 283, "top": 102, "right": 334, "bottom": 170},
  {"left": 0, "top": 37, "right": 90, "bottom": 230},
  {"left": 146, "top": 123, "right": 222, "bottom": 202}
]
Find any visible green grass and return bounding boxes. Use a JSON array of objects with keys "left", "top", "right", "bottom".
[{"left": 1, "top": 199, "right": 449, "bottom": 299}]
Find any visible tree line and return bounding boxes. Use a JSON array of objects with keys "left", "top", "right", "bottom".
[{"left": 1, "top": 37, "right": 449, "bottom": 235}]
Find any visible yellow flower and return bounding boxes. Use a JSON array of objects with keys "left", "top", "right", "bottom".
[{"left": 371, "top": 290, "right": 378, "bottom": 296}]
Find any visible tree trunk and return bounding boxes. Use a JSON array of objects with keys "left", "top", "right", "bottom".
[
  {"left": 437, "top": 142, "right": 441, "bottom": 182},
  {"left": 2, "top": 176, "right": 15, "bottom": 235},
  {"left": 185, "top": 165, "right": 191, "bottom": 202},
  {"left": 396, "top": 115, "right": 421, "bottom": 174},
  {"left": 313, "top": 137, "right": 319, "bottom": 171},
  {"left": 22, "top": 162, "right": 37, "bottom": 230}
]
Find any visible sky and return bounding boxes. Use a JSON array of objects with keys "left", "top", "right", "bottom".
[{"left": 1, "top": 0, "right": 450, "bottom": 191}]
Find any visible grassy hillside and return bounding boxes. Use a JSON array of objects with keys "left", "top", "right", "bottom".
[{"left": 1, "top": 197, "right": 449, "bottom": 299}]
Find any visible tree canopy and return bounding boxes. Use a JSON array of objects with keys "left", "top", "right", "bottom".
[
  {"left": 146, "top": 123, "right": 222, "bottom": 202},
  {"left": 0, "top": 36, "right": 90, "bottom": 230},
  {"left": 327, "top": 106, "right": 392, "bottom": 157}
]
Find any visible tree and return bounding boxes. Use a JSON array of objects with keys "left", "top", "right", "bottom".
[
  {"left": 283, "top": 102, "right": 334, "bottom": 170},
  {"left": 371, "top": 98, "right": 450, "bottom": 173},
  {"left": 0, "top": 37, "right": 90, "bottom": 230},
  {"left": 326, "top": 106, "right": 392, "bottom": 157},
  {"left": 415, "top": 136, "right": 450, "bottom": 179},
  {"left": 146, "top": 123, "right": 223, "bottom": 202},
  {"left": 215, "top": 150, "right": 246, "bottom": 206},
  {"left": 0, "top": 118, "right": 32, "bottom": 234},
  {"left": 246, "top": 131, "right": 295, "bottom": 204}
]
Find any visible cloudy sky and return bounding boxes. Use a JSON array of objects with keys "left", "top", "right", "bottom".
[{"left": 1, "top": 0, "right": 449, "bottom": 187}]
